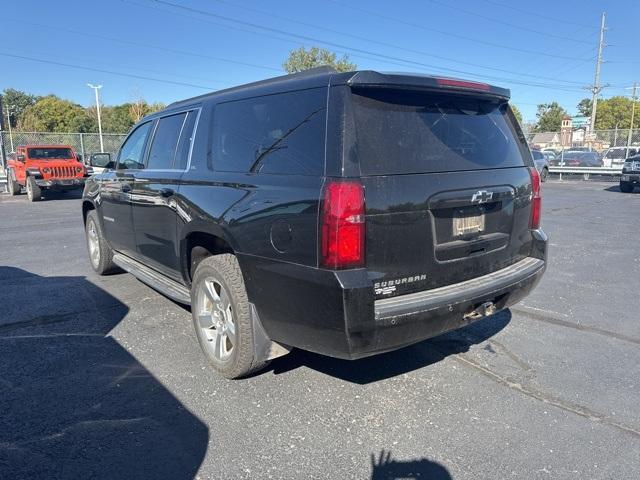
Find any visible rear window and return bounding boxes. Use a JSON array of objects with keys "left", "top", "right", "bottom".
[
  {"left": 351, "top": 89, "right": 527, "bottom": 175},
  {"left": 27, "top": 147, "right": 74, "bottom": 159}
]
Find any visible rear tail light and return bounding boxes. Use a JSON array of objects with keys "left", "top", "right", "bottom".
[
  {"left": 320, "top": 180, "right": 365, "bottom": 269},
  {"left": 436, "top": 77, "right": 491, "bottom": 91},
  {"left": 528, "top": 167, "right": 542, "bottom": 229}
]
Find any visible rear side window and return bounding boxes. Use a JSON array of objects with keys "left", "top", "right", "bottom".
[
  {"left": 212, "top": 87, "right": 327, "bottom": 175},
  {"left": 147, "top": 112, "right": 187, "bottom": 170},
  {"left": 174, "top": 111, "right": 197, "bottom": 170},
  {"left": 351, "top": 89, "right": 527, "bottom": 175}
]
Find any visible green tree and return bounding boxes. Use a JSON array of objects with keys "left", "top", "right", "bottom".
[
  {"left": 594, "top": 96, "right": 634, "bottom": 130},
  {"left": 577, "top": 98, "right": 592, "bottom": 117},
  {"left": 283, "top": 47, "right": 357, "bottom": 73},
  {"left": 100, "top": 104, "right": 135, "bottom": 133},
  {"left": 534, "top": 102, "right": 568, "bottom": 132},
  {"left": 0, "top": 88, "right": 39, "bottom": 127},
  {"left": 18, "top": 95, "right": 93, "bottom": 132},
  {"left": 510, "top": 104, "right": 523, "bottom": 125}
]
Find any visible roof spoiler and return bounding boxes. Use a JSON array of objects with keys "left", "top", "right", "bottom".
[{"left": 345, "top": 71, "right": 510, "bottom": 100}]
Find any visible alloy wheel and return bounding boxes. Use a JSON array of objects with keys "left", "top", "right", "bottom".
[{"left": 196, "top": 277, "right": 236, "bottom": 361}]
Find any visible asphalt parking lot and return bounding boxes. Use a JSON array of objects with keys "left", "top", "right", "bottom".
[{"left": 0, "top": 181, "right": 639, "bottom": 479}]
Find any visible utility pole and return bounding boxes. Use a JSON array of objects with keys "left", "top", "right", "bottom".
[
  {"left": 586, "top": 12, "right": 608, "bottom": 136},
  {"left": 626, "top": 82, "right": 638, "bottom": 157},
  {"left": 87, "top": 83, "right": 104, "bottom": 153},
  {"left": 0, "top": 95, "right": 6, "bottom": 170}
]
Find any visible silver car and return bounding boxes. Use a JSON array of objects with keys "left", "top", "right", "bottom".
[{"left": 531, "top": 149, "right": 549, "bottom": 182}]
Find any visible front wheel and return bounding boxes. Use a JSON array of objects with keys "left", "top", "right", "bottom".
[
  {"left": 26, "top": 176, "right": 41, "bottom": 202},
  {"left": 85, "top": 210, "right": 117, "bottom": 274},
  {"left": 190, "top": 254, "right": 269, "bottom": 379},
  {"left": 620, "top": 181, "right": 633, "bottom": 193}
]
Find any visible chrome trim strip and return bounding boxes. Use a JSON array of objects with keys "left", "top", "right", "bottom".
[{"left": 374, "top": 257, "right": 544, "bottom": 320}]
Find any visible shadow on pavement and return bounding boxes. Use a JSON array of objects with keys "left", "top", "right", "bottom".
[
  {"left": 0, "top": 266, "right": 208, "bottom": 479},
  {"left": 370, "top": 450, "right": 451, "bottom": 479},
  {"left": 271, "top": 310, "right": 511, "bottom": 384}
]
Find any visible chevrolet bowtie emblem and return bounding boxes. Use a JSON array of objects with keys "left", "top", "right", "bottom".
[{"left": 471, "top": 190, "right": 493, "bottom": 204}]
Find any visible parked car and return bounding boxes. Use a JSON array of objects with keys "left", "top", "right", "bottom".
[
  {"left": 603, "top": 147, "right": 639, "bottom": 167},
  {"left": 531, "top": 149, "right": 550, "bottom": 182},
  {"left": 620, "top": 154, "right": 640, "bottom": 193},
  {"left": 551, "top": 151, "right": 602, "bottom": 167},
  {"left": 82, "top": 68, "right": 547, "bottom": 379},
  {"left": 6, "top": 144, "right": 87, "bottom": 201}
]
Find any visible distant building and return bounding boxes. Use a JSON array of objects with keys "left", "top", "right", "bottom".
[{"left": 531, "top": 132, "right": 561, "bottom": 149}]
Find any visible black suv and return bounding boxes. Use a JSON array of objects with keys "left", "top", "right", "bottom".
[
  {"left": 620, "top": 155, "right": 640, "bottom": 192},
  {"left": 82, "top": 68, "right": 547, "bottom": 378}
]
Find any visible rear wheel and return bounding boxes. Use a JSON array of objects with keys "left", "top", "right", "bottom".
[
  {"left": 26, "top": 176, "right": 41, "bottom": 202},
  {"left": 540, "top": 167, "right": 549, "bottom": 182},
  {"left": 191, "top": 254, "right": 268, "bottom": 379},
  {"left": 620, "top": 181, "right": 633, "bottom": 193},
  {"left": 85, "top": 210, "right": 117, "bottom": 274},
  {"left": 7, "top": 169, "right": 21, "bottom": 195}
]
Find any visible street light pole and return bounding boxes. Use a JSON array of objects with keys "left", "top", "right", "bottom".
[
  {"left": 626, "top": 82, "right": 638, "bottom": 158},
  {"left": 87, "top": 83, "right": 104, "bottom": 153},
  {"left": 4, "top": 105, "right": 14, "bottom": 152}
]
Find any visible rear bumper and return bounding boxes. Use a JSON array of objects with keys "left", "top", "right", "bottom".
[
  {"left": 35, "top": 178, "right": 85, "bottom": 189},
  {"left": 240, "top": 229, "right": 547, "bottom": 360}
]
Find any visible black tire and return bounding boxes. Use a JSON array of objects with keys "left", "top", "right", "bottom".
[
  {"left": 85, "top": 210, "right": 117, "bottom": 275},
  {"left": 190, "top": 254, "right": 268, "bottom": 379},
  {"left": 541, "top": 167, "right": 549, "bottom": 183},
  {"left": 26, "top": 176, "right": 41, "bottom": 202},
  {"left": 620, "top": 181, "right": 633, "bottom": 193},
  {"left": 7, "top": 169, "right": 21, "bottom": 195}
]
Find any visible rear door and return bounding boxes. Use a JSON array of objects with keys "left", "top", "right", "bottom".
[{"left": 347, "top": 88, "right": 535, "bottom": 298}]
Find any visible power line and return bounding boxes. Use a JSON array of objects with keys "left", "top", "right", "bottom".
[
  {"left": 137, "top": 0, "right": 588, "bottom": 91},
  {"left": 222, "top": 0, "right": 594, "bottom": 67},
  {"left": 427, "top": 0, "right": 595, "bottom": 44},
  {"left": 477, "top": 0, "right": 599, "bottom": 30},
  {"left": 0, "top": 52, "right": 222, "bottom": 90}
]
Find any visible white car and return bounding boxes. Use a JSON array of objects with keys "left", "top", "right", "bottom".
[{"left": 602, "top": 147, "right": 639, "bottom": 167}]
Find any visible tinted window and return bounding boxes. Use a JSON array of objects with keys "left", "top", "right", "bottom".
[
  {"left": 531, "top": 150, "right": 544, "bottom": 160},
  {"left": 174, "top": 111, "right": 197, "bottom": 170},
  {"left": 147, "top": 113, "right": 187, "bottom": 170},
  {"left": 212, "top": 88, "right": 327, "bottom": 175},
  {"left": 118, "top": 122, "right": 152, "bottom": 170},
  {"left": 352, "top": 89, "right": 527, "bottom": 175}
]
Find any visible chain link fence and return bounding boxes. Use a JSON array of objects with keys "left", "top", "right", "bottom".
[
  {"left": 0, "top": 131, "right": 127, "bottom": 165},
  {"left": 525, "top": 128, "right": 640, "bottom": 153}
]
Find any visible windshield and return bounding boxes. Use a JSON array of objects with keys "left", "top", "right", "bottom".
[
  {"left": 351, "top": 89, "right": 527, "bottom": 175},
  {"left": 27, "top": 147, "right": 74, "bottom": 160}
]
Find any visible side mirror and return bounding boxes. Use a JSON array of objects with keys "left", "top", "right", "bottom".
[
  {"left": 89, "top": 152, "right": 112, "bottom": 168},
  {"left": 17, "top": 154, "right": 25, "bottom": 162}
]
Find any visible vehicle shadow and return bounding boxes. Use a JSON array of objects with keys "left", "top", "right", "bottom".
[
  {"left": 0, "top": 266, "right": 208, "bottom": 480},
  {"left": 604, "top": 184, "right": 637, "bottom": 193},
  {"left": 370, "top": 450, "right": 452, "bottom": 479},
  {"left": 270, "top": 309, "right": 511, "bottom": 384}
]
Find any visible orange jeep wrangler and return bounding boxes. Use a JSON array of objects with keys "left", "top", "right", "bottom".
[{"left": 6, "top": 145, "right": 86, "bottom": 201}]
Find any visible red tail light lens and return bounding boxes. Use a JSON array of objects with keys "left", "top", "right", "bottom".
[
  {"left": 320, "top": 180, "right": 365, "bottom": 269},
  {"left": 436, "top": 78, "right": 491, "bottom": 91},
  {"left": 529, "top": 167, "right": 542, "bottom": 229}
]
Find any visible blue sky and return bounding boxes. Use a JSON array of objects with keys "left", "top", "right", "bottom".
[{"left": 1, "top": 0, "right": 638, "bottom": 123}]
